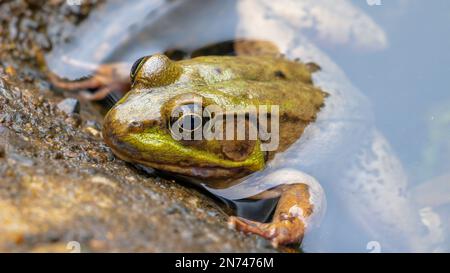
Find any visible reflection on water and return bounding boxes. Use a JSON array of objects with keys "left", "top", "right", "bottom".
[{"left": 47, "top": 0, "right": 449, "bottom": 252}]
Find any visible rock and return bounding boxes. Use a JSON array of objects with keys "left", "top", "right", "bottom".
[
  {"left": 0, "top": 126, "right": 9, "bottom": 158},
  {"left": 57, "top": 98, "right": 80, "bottom": 115}
]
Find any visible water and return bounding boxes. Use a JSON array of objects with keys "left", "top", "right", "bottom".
[
  {"left": 336, "top": 0, "right": 450, "bottom": 184},
  {"left": 47, "top": 0, "right": 449, "bottom": 252}
]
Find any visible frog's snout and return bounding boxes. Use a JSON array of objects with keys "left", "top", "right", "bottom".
[
  {"left": 102, "top": 108, "right": 127, "bottom": 153},
  {"left": 102, "top": 107, "right": 146, "bottom": 158}
]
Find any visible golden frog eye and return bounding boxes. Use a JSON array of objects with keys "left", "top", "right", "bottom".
[
  {"left": 169, "top": 104, "right": 212, "bottom": 138},
  {"left": 130, "top": 56, "right": 149, "bottom": 83},
  {"left": 170, "top": 104, "right": 202, "bottom": 132},
  {"left": 175, "top": 113, "right": 203, "bottom": 133}
]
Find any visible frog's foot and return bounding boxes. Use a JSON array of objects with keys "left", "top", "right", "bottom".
[
  {"left": 228, "top": 183, "right": 314, "bottom": 247},
  {"left": 45, "top": 62, "right": 131, "bottom": 101},
  {"left": 79, "top": 84, "right": 123, "bottom": 101},
  {"left": 229, "top": 215, "right": 306, "bottom": 247},
  {"left": 35, "top": 49, "right": 129, "bottom": 101}
]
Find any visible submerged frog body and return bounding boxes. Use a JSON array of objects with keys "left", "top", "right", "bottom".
[{"left": 103, "top": 53, "right": 328, "bottom": 246}]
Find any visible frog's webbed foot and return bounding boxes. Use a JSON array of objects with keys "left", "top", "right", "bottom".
[
  {"left": 47, "top": 72, "right": 102, "bottom": 91},
  {"left": 49, "top": 63, "right": 131, "bottom": 101},
  {"left": 229, "top": 214, "right": 306, "bottom": 248},
  {"left": 228, "top": 183, "right": 314, "bottom": 247},
  {"left": 79, "top": 84, "right": 123, "bottom": 101}
]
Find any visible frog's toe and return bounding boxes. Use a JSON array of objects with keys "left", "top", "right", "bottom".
[
  {"left": 80, "top": 86, "right": 114, "bottom": 101},
  {"left": 228, "top": 216, "right": 304, "bottom": 247}
]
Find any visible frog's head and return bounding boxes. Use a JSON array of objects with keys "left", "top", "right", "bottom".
[{"left": 103, "top": 54, "right": 265, "bottom": 179}]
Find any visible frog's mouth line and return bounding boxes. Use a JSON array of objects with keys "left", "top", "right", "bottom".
[{"left": 109, "top": 145, "right": 251, "bottom": 179}]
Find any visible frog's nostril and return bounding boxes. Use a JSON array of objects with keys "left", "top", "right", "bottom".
[
  {"left": 127, "top": 120, "right": 144, "bottom": 132},
  {"left": 127, "top": 119, "right": 160, "bottom": 133}
]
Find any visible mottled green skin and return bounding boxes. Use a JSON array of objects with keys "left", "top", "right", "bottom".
[{"left": 103, "top": 54, "right": 326, "bottom": 180}]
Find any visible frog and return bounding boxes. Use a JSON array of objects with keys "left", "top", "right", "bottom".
[{"left": 102, "top": 52, "right": 328, "bottom": 247}]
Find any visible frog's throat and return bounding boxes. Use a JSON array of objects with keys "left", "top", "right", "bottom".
[{"left": 109, "top": 145, "right": 253, "bottom": 179}]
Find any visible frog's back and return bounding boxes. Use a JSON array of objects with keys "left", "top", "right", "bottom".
[{"left": 179, "top": 55, "right": 314, "bottom": 84}]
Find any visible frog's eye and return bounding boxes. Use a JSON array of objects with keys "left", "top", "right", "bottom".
[
  {"left": 173, "top": 112, "right": 203, "bottom": 133},
  {"left": 130, "top": 56, "right": 148, "bottom": 83},
  {"left": 169, "top": 104, "right": 211, "bottom": 138},
  {"left": 170, "top": 104, "right": 202, "bottom": 132}
]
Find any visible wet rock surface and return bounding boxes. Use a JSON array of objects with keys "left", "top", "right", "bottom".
[{"left": 0, "top": 0, "right": 276, "bottom": 252}]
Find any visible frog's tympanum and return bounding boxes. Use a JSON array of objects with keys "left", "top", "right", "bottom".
[{"left": 102, "top": 53, "right": 327, "bottom": 247}]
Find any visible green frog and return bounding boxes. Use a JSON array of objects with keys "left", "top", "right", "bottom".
[{"left": 102, "top": 53, "right": 327, "bottom": 247}]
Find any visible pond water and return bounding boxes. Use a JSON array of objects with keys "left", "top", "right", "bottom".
[
  {"left": 46, "top": 0, "right": 449, "bottom": 252},
  {"left": 325, "top": 0, "right": 450, "bottom": 252}
]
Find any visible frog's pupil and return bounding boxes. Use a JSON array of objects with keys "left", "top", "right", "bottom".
[
  {"left": 180, "top": 114, "right": 202, "bottom": 131},
  {"left": 169, "top": 103, "right": 210, "bottom": 136},
  {"left": 130, "top": 56, "right": 147, "bottom": 82}
]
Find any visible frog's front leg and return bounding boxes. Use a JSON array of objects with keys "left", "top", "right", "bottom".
[{"left": 228, "top": 183, "right": 314, "bottom": 247}]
